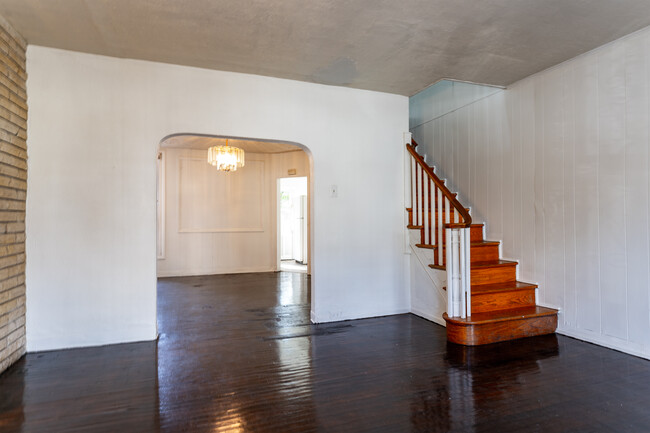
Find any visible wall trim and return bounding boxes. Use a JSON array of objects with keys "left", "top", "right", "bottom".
[
  {"left": 557, "top": 327, "right": 650, "bottom": 361},
  {"left": 157, "top": 267, "right": 276, "bottom": 278}
]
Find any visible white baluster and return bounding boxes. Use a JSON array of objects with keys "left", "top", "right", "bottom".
[
  {"left": 423, "top": 176, "right": 429, "bottom": 244},
  {"left": 446, "top": 227, "right": 453, "bottom": 317},
  {"left": 450, "top": 229, "right": 461, "bottom": 317},
  {"left": 416, "top": 165, "right": 421, "bottom": 226},
  {"left": 437, "top": 189, "right": 443, "bottom": 264},
  {"left": 465, "top": 226, "right": 472, "bottom": 317},
  {"left": 445, "top": 197, "right": 450, "bottom": 228},
  {"left": 459, "top": 228, "right": 466, "bottom": 319},
  {"left": 410, "top": 158, "right": 416, "bottom": 224}
]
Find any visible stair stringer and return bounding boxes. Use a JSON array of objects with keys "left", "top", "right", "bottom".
[{"left": 408, "top": 228, "right": 447, "bottom": 327}]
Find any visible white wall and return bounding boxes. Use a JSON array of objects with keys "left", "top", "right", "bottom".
[
  {"left": 26, "top": 46, "right": 409, "bottom": 351},
  {"left": 157, "top": 148, "right": 309, "bottom": 277},
  {"left": 411, "top": 27, "right": 650, "bottom": 359},
  {"left": 409, "top": 80, "right": 501, "bottom": 133}
]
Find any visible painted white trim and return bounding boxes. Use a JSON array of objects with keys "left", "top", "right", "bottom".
[
  {"left": 157, "top": 266, "right": 276, "bottom": 278},
  {"left": 178, "top": 228, "right": 264, "bottom": 233},
  {"left": 310, "top": 308, "right": 411, "bottom": 324},
  {"left": 411, "top": 308, "right": 447, "bottom": 327},
  {"left": 537, "top": 301, "right": 562, "bottom": 312},
  {"left": 558, "top": 327, "right": 650, "bottom": 361},
  {"left": 156, "top": 150, "right": 166, "bottom": 260}
]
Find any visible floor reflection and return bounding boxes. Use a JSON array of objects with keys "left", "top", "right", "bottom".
[
  {"left": 3, "top": 273, "right": 650, "bottom": 432},
  {"left": 156, "top": 272, "right": 316, "bottom": 432},
  {"left": 0, "top": 341, "right": 160, "bottom": 432}
]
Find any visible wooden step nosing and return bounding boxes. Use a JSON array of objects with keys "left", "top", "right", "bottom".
[
  {"left": 433, "top": 241, "right": 500, "bottom": 250},
  {"left": 470, "top": 285, "right": 535, "bottom": 296},
  {"left": 471, "top": 285, "right": 537, "bottom": 295},
  {"left": 443, "top": 309, "right": 558, "bottom": 326},
  {"left": 471, "top": 260, "right": 518, "bottom": 269},
  {"left": 444, "top": 282, "right": 537, "bottom": 294}
]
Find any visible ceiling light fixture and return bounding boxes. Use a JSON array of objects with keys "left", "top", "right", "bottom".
[{"left": 207, "top": 139, "right": 245, "bottom": 172}]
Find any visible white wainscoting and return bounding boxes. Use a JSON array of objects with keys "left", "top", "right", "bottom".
[
  {"left": 157, "top": 148, "right": 310, "bottom": 278},
  {"left": 178, "top": 157, "right": 265, "bottom": 233}
]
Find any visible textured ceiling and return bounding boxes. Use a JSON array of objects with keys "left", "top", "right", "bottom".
[
  {"left": 161, "top": 135, "right": 303, "bottom": 154},
  {"left": 1, "top": 0, "right": 650, "bottom": 95}
]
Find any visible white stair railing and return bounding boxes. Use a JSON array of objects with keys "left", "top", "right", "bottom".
[{"left": 405, "top": 136, "right": 472, "bottom": 319}]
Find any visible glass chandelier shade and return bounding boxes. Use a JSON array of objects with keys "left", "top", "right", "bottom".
[{"left": 207, "top": 140, "right": 245, "bottom": 172}]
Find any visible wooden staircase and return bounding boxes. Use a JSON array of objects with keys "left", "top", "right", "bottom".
[{"left": 406, "top": 139, "right": 557, "bottom": 346}]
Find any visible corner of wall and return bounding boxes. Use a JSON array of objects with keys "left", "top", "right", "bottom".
[{"left": 0, "top": 13, "right": 27, "bottom": 375}]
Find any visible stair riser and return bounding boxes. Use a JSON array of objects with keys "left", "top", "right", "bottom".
[
  {"left": 424, "top": 227, "right": 485, "bottom": 246},
  {"left": 469, "top": 244, "right": 499, "bottom": 262},
  {"left": 471, "top": 265, "right": 516, "bottom": 285},
  {"left": 433, "top": 244, "right": 500, "bottom": 265},
  {"left": 471, "top": 289, "right": 536, "bottom": 314},
  {"left": 445, "top": 314, "right": 558, "bottom": 346},
  {"left": 470, "top": 226, "right": 483, "bottom": 242}
]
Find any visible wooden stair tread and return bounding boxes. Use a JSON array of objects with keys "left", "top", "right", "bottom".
[
  {"left": 445, "top": 306, "right": 557, "bottom": 325},
  {"left": 429, "top": 258, "right": 517, "bottom": 272},
  {"left": 471, "top": 259, "right": 518, "bottom": 268},
  {"left": 417, "top": 240, "right": 499, "bottom": 250},
  {"left": 470, "top": 281, "right": 537, "bottom": 294},
  {"left": 432, "top": 240, "right": 500, "bottom": 249},
  {"left": 442, "top": 281, "right": 537, "bottom": 293}
]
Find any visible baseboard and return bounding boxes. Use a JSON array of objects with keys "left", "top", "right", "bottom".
[
  {"left": 27, "top": 328, "right": 158, "bottom": 353},
  {"left": 311, "top": 307, "right": 411, "bottom": 324},
  {"left": 157, "top": 267, "right": 276, "bottom": 278},
  {"left": 557, "top": 326, "right": 650, "bottom": 361},
  {"left": 410, "top": 308, "right": 446, "bottom": 327},
  {"left": 537, "top": 301, "right": 562, "bottom": 312}
]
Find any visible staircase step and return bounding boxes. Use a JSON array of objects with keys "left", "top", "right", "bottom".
[
  {"left": 471, "top": 281, "right": 537, "bottom": 313},
  {"left": 429, "top": 241, "right": 500, "bottom": 263},
  {"left": 443, "top": 306, "right": 558, "bottom": 345},
  {"left": 470, "top": 224, "right": 483, "bottom": 242},
  {"left": 471, "top": 281, "right": 538, "bottom": 294},
  {"left": 442, "top": 281, "right": 536, "bottom": 293},
  {"left": 471, "top": 260, "right": 517, "bottom": 285},
  {"left": 469, "top": 241, "right": 500, "bottom": 262}
]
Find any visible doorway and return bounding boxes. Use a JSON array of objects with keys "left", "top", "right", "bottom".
[{"left": 278, "top": 177, "right": 308, "bottom": 273}]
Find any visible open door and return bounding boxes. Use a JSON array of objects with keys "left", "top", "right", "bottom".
[{"left": 279, "top": 177, "right": 308, "bottom": 272}]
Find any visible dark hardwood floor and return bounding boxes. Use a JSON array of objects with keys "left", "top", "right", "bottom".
[{"left": 1, "top": 272, "right": 650, "bottom": 432}]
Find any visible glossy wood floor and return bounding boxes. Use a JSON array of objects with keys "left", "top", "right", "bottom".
[{"left": 2, "top": 272, "right": 650, "bottom": 432}]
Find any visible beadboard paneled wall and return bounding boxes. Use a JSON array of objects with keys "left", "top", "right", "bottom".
[{"left": 411, "top": 27, "right": 650, "bottom": 358}]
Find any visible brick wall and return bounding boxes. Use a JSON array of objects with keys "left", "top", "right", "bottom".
[{"left": 0, "top": 15, "right": 26, "bottom": 375}]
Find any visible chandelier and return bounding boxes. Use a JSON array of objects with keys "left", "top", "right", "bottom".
[{"left": 207, "top": 140, "right": 245, "bottom": 172}]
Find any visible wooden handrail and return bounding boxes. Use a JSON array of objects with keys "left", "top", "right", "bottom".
[{"left": 407, "top": 139, "right": 472, "bottom": 228}]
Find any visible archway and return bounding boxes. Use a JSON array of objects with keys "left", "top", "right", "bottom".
[{"left": 155, "top": 133, "right": 314, "bottom": 309}]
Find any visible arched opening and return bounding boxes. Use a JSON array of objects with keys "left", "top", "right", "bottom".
[
  {"left": 152, "top": 133, "right": 316, "bottom": 423},
  {"left": 156, "top": 133, "right": 313, "bottom": 276},
  {"left": 154, "top": 132, "right": 314, "bottom": 318}
]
